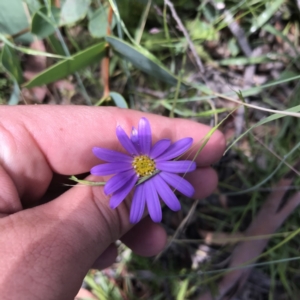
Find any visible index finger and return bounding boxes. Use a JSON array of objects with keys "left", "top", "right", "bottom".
[{"left": 1, "top": 105, "right": 225, "bottom": 175}]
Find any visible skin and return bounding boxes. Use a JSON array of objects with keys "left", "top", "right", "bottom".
[{"left": 0, "top": 106, "right": 226, "bottom": 300}]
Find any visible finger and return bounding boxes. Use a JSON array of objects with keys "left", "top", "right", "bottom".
[
  {"left": 0, "top": 106, "right": 225, "bottom": 204},
  {"left": 121, "top": 217, "right": 167, "bottom": 257},
  {"left": 0, "top": 110, "right": 53, "bottom": 201},
  {"left": 0, "top": 165, "right": 22, "bottom": 215},
  {"left": 92, "top": 217, "right": 167, "bottom": 268},
  {"left": 0, "top": 106, "right": 225, "bottom": 178},
  {"left": 91, "top": 243, "right": 118, "bottom": 270},
  {"left": 186, "top": 167, "right": 219, "bottom": 199},
  {"left": 0, "top": 183, "right": 129, "bottom": 298}
]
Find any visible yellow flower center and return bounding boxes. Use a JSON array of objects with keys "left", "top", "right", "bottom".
[{"left": 132, "top": 155, "right": 156, "bottom": 177}]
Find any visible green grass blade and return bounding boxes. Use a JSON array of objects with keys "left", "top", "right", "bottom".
[
  {"left": 226, "top": 104, "right": 300, "bottom": 154},
  {"left": 0, "top": 34, "right": 68, "bottom": 59},
  {"left": 69, "top": 176, "right": 106, "bottom": 186},
  {"left": 226, "top": 139, "right": 300, "bottom": 195}
]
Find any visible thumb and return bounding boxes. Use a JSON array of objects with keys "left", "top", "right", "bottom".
[{"left": 0, "top": 183, "right": 131, "bottom": 299}]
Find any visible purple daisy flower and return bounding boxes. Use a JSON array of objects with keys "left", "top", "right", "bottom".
[{"left": 91, "top": 117, "right": 196, "bottom": 224}]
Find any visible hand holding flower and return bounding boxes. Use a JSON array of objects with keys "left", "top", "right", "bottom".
[{"left": 0, "top": 106, "right": 225, "bottom": 299}]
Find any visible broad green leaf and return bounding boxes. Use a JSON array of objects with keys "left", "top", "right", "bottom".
[
  {"left": 105, "top": 36, "right": 187, "bottom": 88},
  {"left": 225, "top": 104, "right": 300, "bottom": 154},
  {"left": 109, "top": 92, "right": 128, "bottom": 108},
  {"left": 31, "top": 6, "right": 60, "bottom": 39},
  {"left": 60, "top": 0, "right": 91, "bottom": 25},
  {"left": 250, "top": 0, "right": 284, "bottom": 33},
  {"left": 88, "top": 6, "right": 116, "bottom": 38},
  {"left": 0, "top": 0, "right": 33, "bottom": 43},
  {"left": 23, "top": 0, "right": 41, "bottom": 13},
  {"left": 1, "top": 45, "right": 23, "bottom": 84},
  {"left": 23, "top": 42, "right": 106, "bottom": 88}
]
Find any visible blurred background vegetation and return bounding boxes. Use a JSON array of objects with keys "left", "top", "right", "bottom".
[{"left": 1, "top": 0, "right": 300, "bottom": 299}]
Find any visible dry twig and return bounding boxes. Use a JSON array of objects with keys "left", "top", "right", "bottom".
[
  {"left": 101, "top": 5, "right": 113, "bottom": 99},
  {"left": 164, "top": 0, "right": 204, "bottom": 74}
]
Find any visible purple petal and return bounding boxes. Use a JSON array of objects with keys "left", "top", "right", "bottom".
[
  {"left": 155, "top": 137, "right": 193, "bottom": 161},
  {"left": 104, "top": 170, "right": 137, "bottom": 195},
  {"left": 130, "top": 184, "right": 146, "bottom": 224},
  {"left": 150, "top": 139, "right": 171, "bottom": 159},
  {"left": 138, "top": 117, "right": 152, "bottom": 155},
  {"left": 144, "top": 178, "right": 162, "bottom": 223},
  {"left": 90, "top": 162, "right": 132, "bottom": 176},
  {"left": 109, "top": 174, "right": 137, "bottom": 209},
  {"left": 131, "top": 127, "right": 139, "bottom": 143},
  {"left": 92, "top": 147, "right": 133, "bottom": 163},
  {"left": 159, "top": 172, "right": 195, "bottom": 197},
  {"left": 156, "top": 161, "right": 196, "bottom": 173},
  {"left": 116, "top": 125, "right": 139, "bottom": 155},
  {"left": 131, "top": 127, "right": 141, "bottom": 153},
  {"left": 152, "top": 175, "right": 181, "bottom": 211}
]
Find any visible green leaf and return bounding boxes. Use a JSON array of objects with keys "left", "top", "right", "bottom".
[
  {"left": 176, "top": 279, "right": 189, "bottom": 300},
  {"left": 31, "top": 6, "right": 60, "bottom": 39},
  {"left": 23, "top": 42, "right": 106, "bottom": 88},
  {"left": 24, "top": 0, "right": 41, "bottom": 13},
  {"left": 160, "top": 100, "right": 228, "bottom": 117},
  {"left": 105, "top": 36, "right": 187, "bottom": 88},
  {"left": 8, "top": 80, "right": 20, "bottom": 105},
  {"left": 47, "top": 34, "right": 66, "bottom": 56},
  {"left": 0, "top": 0, "right": 33, "bottom": 44},
  {"left": 88, "top": 6, "right": 116, "bottom": 38},
  {"left": 1, "top": 45, "right": 23, "bottom": 84},
  {"left": 60, "top": 0, "right": 91, "bottom": 25},
  {"left": 109, "top": 92, "right": 128, "bottom": 108},
  {"left": 69, "top": 176, "right": 106, "bottom": 186},
  {"left": 0, "top": 33, "right": 68, "bottom": 59},
  {"left": 250, "top": 0, "right": 284, "bottom": 33}
]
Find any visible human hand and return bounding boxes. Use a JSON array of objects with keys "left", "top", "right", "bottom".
[{"left": 0, "top": 106, "right": 225, "bottom": 300}]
